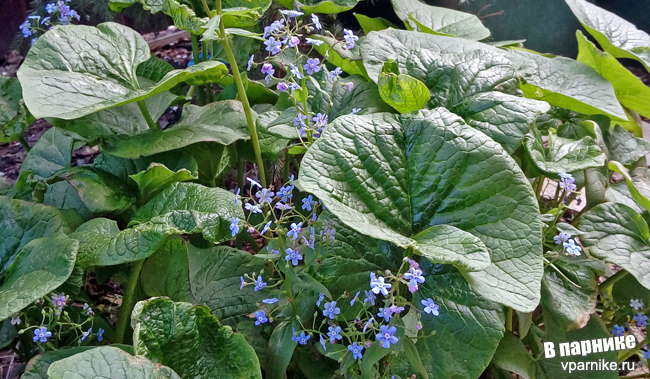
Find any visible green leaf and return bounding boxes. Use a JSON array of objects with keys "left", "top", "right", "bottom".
[
  {"left": 140, "top": 239, "right": 192, "bottom": 302},
  {"left": 182, "top": 142, "right": 235, "bottom": 186},
  {"left": 298, "top": 0, "right": 358, "bottom": 14},
  {"left": 311, "top": 35, "right": 368, "bottom": 78},
  {"left": 360, "top": 341, "right": 392, "bottom": 378},
  {"left": 608, "top": 161, "right": 650, "bottom": 214},
  {"left": 47, "top": 346, "right": 181, "bottom": 379},
  {"left": 164, "top": 0, "right": 209, "bottom": 34},
  {"left": 0, "top": 76, "right": 22, "bottom": 125},
  {"left": 131, "top": 182, "right": 244, "bottom": 243},
  {"left": 188, "top": 244, "right": 266, "bottom": 325},
  {"left": 413, "top": 225, "right": 490, "bottom": 272},
  {"left": 576, "top": 30, "right": 650, "bottom": 120},
  {"left": 109, "top": 0, "right": 164, "bottom": 13},
  {"left": 392, "top": 48, "right": 549, "bottom": 153},
  {"left": 266, "top": 320, "right": 300, "bottom": 379},
  {"left": 0, "top": 234, "right": 78, "bottom": 321},
  {"left": 378, "top": 62, "right": 431, "bottom": 114},
  {"left": 1, "top": 104, "right": 34, "bottom": 144},
  {"left": 604, "top": 124, "right": 650, "bottom": 166},
  {"left": 565, "top": 0, "right": 650, "bottom": 71},
  {"left": 402, "top": 338, "right": 428, "bottom": 379},
  {"left": 0, "top": 319, "right": 16, "bottom": 349},
  {"left": 92, "top": 151, "right": 198, "bottom": 184},
  {"left": 23, "top": 346, "right": 135, "bottom": 379},
  {"left": 0, "top": 196, "right": 71, "bottom": 270},
  {"left": 539, "top": 314, "right": 617, "bottom": 379},
  {"left": 580, "top": 202, "right": 650, "bottom": 290},
  {"left": 541, "top": 257, "right": 599, "bottom": 330},
  {"left": 297, "top": 109, "right": 543, "bottom": 312},
  {"left": 101, "top": 100, "right": 251, "bottom": 158},
  {"left": 354, "top": 14, "right": 392, "bottom": 34},
  {"left": 523, "top": 128, "right": 607, "bottom": 176},
  {"left": 20, "top": 127, "right": 73, "bottom": 180},
  {"left": 391, "top": 0, "right": 490, "bottom": 40},
  {"left": 130, "top": 163, "right": 197, "bottom": 202},
  {"left": 18, "top": 22, "right": 228, "bottom": 120},
  {"left": 132, "top": 298, "right": 262, "bottom": 379},
  {"left": 612, "top": 273, "right": 650, "bottom": 314},
  {"left": 606, "top": 166, "right": 650, "bottom": 215},
  {"left": 514, "top": 49, "right": 627, "bottom": 121},
  {"left": 411, "top": 270, "right": 505, "bottom": 379},
  {"left": 492, "top": 331, "right": 545, "bottom": 379}
]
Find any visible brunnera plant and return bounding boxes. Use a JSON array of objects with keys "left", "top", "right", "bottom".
[{"left": 2, "top": 0, "right": 650, "bottom": 377}]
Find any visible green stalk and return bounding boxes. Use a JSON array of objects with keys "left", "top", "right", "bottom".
[
  {"left": 201, "top": 40, "right": 214, "bottom": 103},
  {"left": 215, "top": 0, "right": 266, "bottom": 187},
  {"left": 186, "top": 85, "right": 196, "bottom": 101},
  {"left": 190, "top": 34, "right": 206, "bottom": 106},
  {"left": 137, "top": 101, "right": 157, "bottom": 129},
  {"left": 115, "top": 259, "right": 145, "bottom": 344},
  {"left": 600, "top": 270, "right": 629, "bottom": 294},
  {"left": 18, "top": 135, "right": 30, "bottom": 152},
  {"left": 505, "top": 307, "right": 513, "bottom": 331}
]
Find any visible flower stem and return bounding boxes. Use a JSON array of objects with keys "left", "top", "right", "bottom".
[
  {"left": 190, "top": 34, "right": 206, "bottom": 106},
  {"left": 115, "top": 259, "right": 144, "bottom": 344},
  {"left": 201, "top": 39, "right": 214, "bottom": 103},
  {"left": 137, "top": 101, "right": 157, "bottom": 129},
  {"left": 215, "top": 0, "right": 267, "bottom": 187}
]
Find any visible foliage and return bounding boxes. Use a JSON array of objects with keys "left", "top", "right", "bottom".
[{"left": 2, "top": 0, "right": 650, "bottom": 378}]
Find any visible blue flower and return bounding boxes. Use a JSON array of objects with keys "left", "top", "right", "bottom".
[
  {"left": 229, "top": 217, "right": 240, "bottom": 237},
  {"left": 631, "top": 299, "right": 644, "bottom": 310},
  {"left": 304, "top": 58, "right": 321, "bottom": 75},
  {"left": 41, "top": 16, "right": 51, "bottom": 25},
  {"left": 351, "top": 107, "right": 361, "bottom": 114},
  {"left": 81, "top": 328, "right": 91, "bottom": 342},
  {"left": 296, "top": 331, "right": 311, "bottom": 345},
  {"left": 19, "top": 20, "right": 32, "bottom": 38},
  {"left": 277, "top": 82, "right": 289, "bottom": 92},
  {"left": 348, "top": 342, "right": 364, "bottom": 360},
  {"left": 97, "top": 328, "right": 104, "bottom": 342},
  {"left": 263, "top": 19, "right": 285, "bottom": 38},
  {"left": 350, "top": 291, "right": 360, "bottom": 306},
  {"left": 33, "top": 326, "right": 52, "bottom": 343},
  {"left": 260, "top": 221, "right": 272, "bottom": 235},
  {"left": 323, "top": 301, "right": 340, "bottom": 319},
  {"left": 46, "top": 3, "right": 57, "bottom": 13},
  {"left": 563, "top": 239, "right": 582, "bottom": 256},
  {"left": 276, "top": 202, "right": 292, "bottom": 211},
  {"left": 292, "top": 114, "right": 307, "bottom": 127},
  {"left": 261, "top": 63, "right": 275, "bottom": 76},
  {"left": 363, "top": 290, "right": 376, "bottom": 305},
  {"left": 51, "top": 293, "right": 66, "bottom": 309},
  {"left": 301, "top": 235, "right": 315, "bottom": 249},
  {"left": 262, "top": 298, "right": 278, "bottom": 304},
  {"left": 343, "top": 29, "right": 359, "bottom": 50},
  {"left": 281, "top": 9, "right": 303, "bottom": 18},
  {"left": 285, "top": 248, "right": 303, "bottom": 266},
  {"left": 376, "top": 325, "right": 398, "bottom": 348},
  {"left": 645, "top": 349, "right": 650, "bottom": 360},
  {"left": 363, "top": 316, "right": 374, "bottom": 333},
  {"left": 378, "top": 308, "right": 392, "bottom": 322},
  {"left": 421, "top": 298, "right": 439, "bottom": 316},
  {"left": 320, "top": 227, "right": 336, "bottom": 242},
  {"left": 254, "top": 276, "right": 267, "bottom": 292},
  {"left": 313, "top": 113, "right": 328, "bottom": 127},
  {"left": 245, "top": 203, "right": 263, "bottom": 214},
  {"left": 284, "top": 36, "right": 301, "bottom": 48},
  {"left": 290, "top": 64, "right": 304, "bottom": 79},
  {"left": 302, "top": 195, "right": 316, "bottom": 211},
  {"left": 329, "top": 67, "right": 343, "bottom": 80},
  {"left": 317, "top": 293, "right": 325, "bottom": 306},
  {"left": 255, "top": 310, "right": 268, "bottom": 325},
  {"left": 346, "top": 82, "right": 354, "bottom": 91},
  {"left": 370, "top": 273, "right": 392, "bottom": 296},
  {"left": 404, "top": 267, "right": 425, "bottom": 293},
  {"left": 319, "top": 334, "right": 327, "bottom": 351},
  {"left": 288, "top": 222, "right": 303, "bottom": 240},
  {"left": 559, "top": 173, "right": 577, "bottom": 192},
  {"left": 240, "top": 276, "right": 245, "bottom": 290},
  {"left": 554, "top": 232, "right": 570, "bottom": 244},
  {"left": 264, "top": 37, "right": 282, "bottom": 55},
  {"left": 247, "top": 55, "right": 254, "bottom": 71},
  {"left": 327, "top": 325, "right": 342, "bottom": 343},
  {"left": 612, "top": 325, "right": 625, "bottom": 337},
  {"left": 635, "top": 313, "right": 648, "bottom": 327},
  {"left": 305, "top": 38, "right": 325, "bottom": 46},
  {"left": 256, "top": 188, "right": 275, "bottom": 204},
  {"left": 311, "top": 14, "right": 322, "bottom": 30},
  {"left": 278, "top": 185, "right": 294, "bottom": 202}
]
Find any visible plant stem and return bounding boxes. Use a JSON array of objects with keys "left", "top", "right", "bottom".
[
  {"left": 186, "top": 85, "right": 196, "bottom": 101},
  {"left": 190, "top": 34, "right": 206, "bottom": 106},
  {"left": 201, "top": 40, "right": 214, "bottom": 103},
  {"left": 600, "top": 270, "right": 629, "bottom": 294},
  {"left": 215, "top": 0, "right": 266, "bottom": 187},
  {"left": 505, "top": 307, "right": 513, "bottom": 331},
  {"left": 137, "top": 101, "right": 157, "bottom": 129},
  {"left": 115, "top": 259, "right": 145, "bottom": 344},
  {"left": 18, "top": 135, "right": 30, "bottom": 152},
  {"left": 238, "top": 157, "right": 244, "bottom": 189}
]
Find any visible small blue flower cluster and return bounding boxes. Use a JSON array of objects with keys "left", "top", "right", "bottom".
[
  {"left": 553, "top": 231, "right": 582, "bottom": 257},
  {"left": 20, "top": 0, "right": 81, "bottom": 45}
]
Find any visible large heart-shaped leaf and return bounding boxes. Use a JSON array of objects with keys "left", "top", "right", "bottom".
[
  {"left": 101, "top": 100, "right": 251, "bottom": 158},
  {"left": 47, "top": 346, "right": 181, "bottom": 379},
  {"left": 391, "top": 0, "right": 490, "bottom": 40},
  {"left": 606, "top": 166, "right": 650, "bottom": 215},
  {"left": 140, "top": 239, "right": 192, "bottom": 302},
  {"left": 132, "top": 298, "right": 262, "bottom": 379},
  {"left": 524, "top": 128, "right": 607, "bottom": 176},
  {"left": 20, "top": 127, "right": 73, "bottom": 181},
  {"left": 311, "top": 36, "right": 368, "bottom": 77},
  {"left": 0, "top": 77, "right": 31, "bottom": 143},
  {"left": 565, "top": 0, "right": 650, "bottom": 71},
  {"left": 0, "top": 234, "right": 78, "bottom": 321},
  {"left": 491, "top": 331, "right": 546, "bottom": 379},
  {"left": 130, "top": 163, "right": 196, "bottom": 203},
  {"left": 18, "top": 22, "right": 228, "bottom": 120},
  {"left": 0, "top": 196, "right": 72, "bottom": 270},
  {"left": 23, "top": 345, "right": 135, "bottom": 379},
  {"left": 297, "top": 109, "right": 543, "bottom": 312},
  {"left": 604, "top": 125, "right": 650, "bottom": 166},
  {"left": 580, "top": 202, "right": 650, "bottom": 290},
  {"left": 92, "top": 151, "right": 198, "bottom": 184}
]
